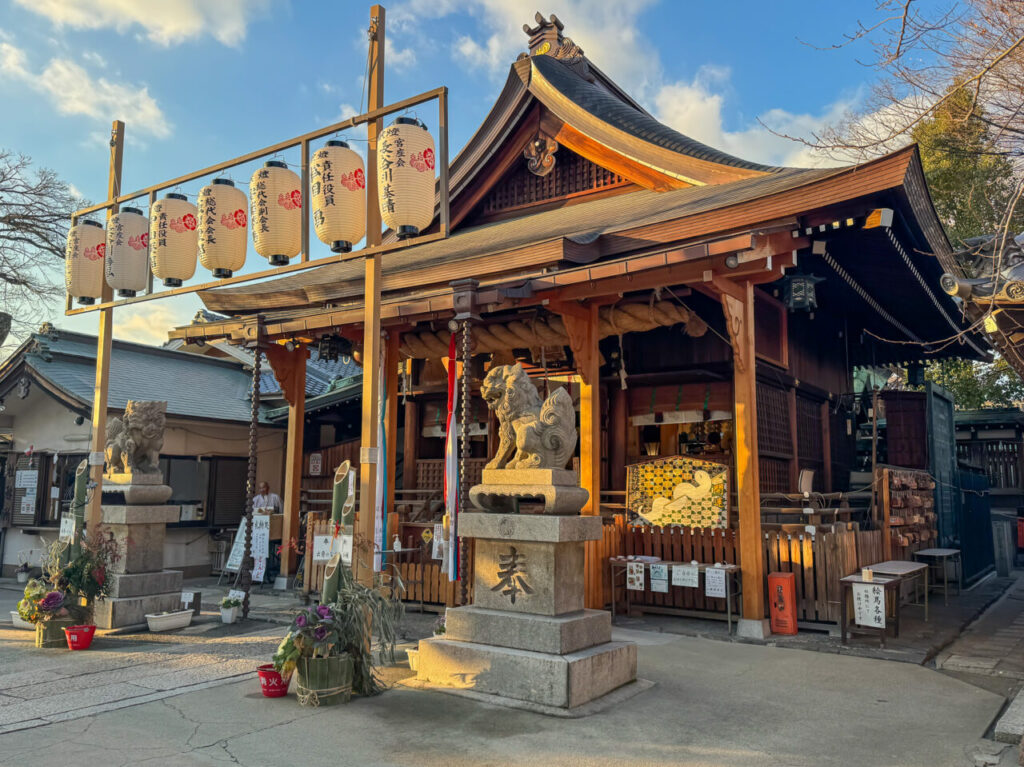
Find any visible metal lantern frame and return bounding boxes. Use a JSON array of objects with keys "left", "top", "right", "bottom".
[{"left": 64, "top": 86, "right": 450, "bottom": 316}]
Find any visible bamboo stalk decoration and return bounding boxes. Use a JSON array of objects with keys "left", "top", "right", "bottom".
[
  {"left": 242, "top": 322, "right": 262, "bottom": 619},
  {"left": 322, "top": 459, "right": 354, "bottom": 604}
]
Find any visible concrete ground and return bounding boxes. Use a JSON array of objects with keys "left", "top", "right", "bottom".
[{"left": 0, "top": 616, "right": 1011, "bottom": 767}]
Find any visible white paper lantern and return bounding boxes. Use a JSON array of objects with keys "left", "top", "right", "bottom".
[
  {"left": 65, "top": 219, "right": 105, "bottom": 305},
  {"left": 198, "top": 178, "right": 247, "bottom": 278},
  {"left": 250, "top": 160, "right": 301, "bottom": 265},
  {"left": 378, "top": 117, "right": 435, "bottom": 239},
  {"left": 105, "top": 207, "right": 149, "bottom": 297},
  {"left": 150, "top": 193, "right": 198, "bottom": 287},
  {"left": 312, "top": 140, "right": 365, "bottom": 253}
]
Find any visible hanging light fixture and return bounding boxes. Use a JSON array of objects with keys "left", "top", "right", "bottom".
[
  {"left": 198, "top": 178, "right": 247, "bottom": 278},
  {"left": 250, "top": 160, "right": 301, "bottom": 265},
  {"left": 377, "top": 117, "right": 435, "bottom": 239},
  {"left": 105, "top": 207, "right": 149, "bottom": 297},
  {"left": 65, "top": 219, "right": 106, "bottom": 305},
  {"left": 781, "top": 273, "right": 825, "bottom": 312},
  {"left": 311, "top": 140, "right": 365, "bottom": 253},
  {"left": 150, "top": 193, "right": 198, "bottom": 287}
]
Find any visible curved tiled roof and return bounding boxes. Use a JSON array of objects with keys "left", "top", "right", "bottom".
[{"left": 530, "top": 54, "right": 779, "bottom": 174}]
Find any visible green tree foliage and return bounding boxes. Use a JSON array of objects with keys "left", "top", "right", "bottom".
[
  {"left": 911, "top": 85, "right": 1024, "bottom": 248},
  {"left": 925, "top": 357, "right": 1024, "bottom": 409}
]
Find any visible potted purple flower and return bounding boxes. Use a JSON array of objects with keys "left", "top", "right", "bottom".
[{"left": 280, "top": 603, "right": 353, "bottom": 706}]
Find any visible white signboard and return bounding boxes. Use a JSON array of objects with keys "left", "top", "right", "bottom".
[
  {"left": 181, "top": 591, "right": 195, "bottom": 608},
  {"left": 650, "top": 563, "right": 669, "bottom": 593},
  {"left": 339, "top": 534, "right": 353, "bottom": 566},
  {"left": 852, "top": 582, "right": 886, "bottom": 629},
  {"left": 20, "top": 498, "right": 34, "bottom": 516},
  {"left": 705, "top": 566, "right": 727, "bottom": 598},
  {"left": 432, "top": 523, "right": 444, "bottom": 560},
  {"left": 671, "top": 564, "right": 699, "bottom": 588},
  {"left": 227, "top": 589, "right": 246, "bottom": 602},
  {"left": 15, "top": 470, "right": 37, "bottom": 489},
  {"left": 309, "top": 453, "right": 323, "bottom": 476},
  {"left": 252, "top": 557, "right": 266, "bottom": 583},
  {"left": 58, "top": 514, "right": 76, "bottom": 543},
  {"left": 626, "top": 561, "right": 645, "bottom": 591},
  {"left": 312, "top": 535, "right": 336, "bottom": 562},
  {"left": 251, "top": 515, "right": 270, "bottom": 559}
]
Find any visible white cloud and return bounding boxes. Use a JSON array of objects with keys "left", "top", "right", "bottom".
[
  {"left": 82, "top": 50, "right": 106, "bottom": 68},
  {"left": 113, "top": 303, "right": 189, "bottom": 346},
  {"left": 395, "top": 0, "right": 859, "bottom": 168},
  {"left": 388, "top": 41, "right": 417, "bottom": 71},
  {"left": 13, "top": 0, "right": 270, "bottom": 47},
  {"left": 0, "top": 41, "right": 170, "bottom": 138}
]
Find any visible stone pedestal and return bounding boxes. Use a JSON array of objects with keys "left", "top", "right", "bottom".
[
  {"left": 469, "top": 469, "right": 590, "bottom": 515},
  {"left": 416, "top": 512, "right": 639, "bottom": 714},
  {"left": 95, "top": 503, "right": 181, "bottom": 629},
  {"left": 102, "top": 471, "right": 173, "bottom": 506}
]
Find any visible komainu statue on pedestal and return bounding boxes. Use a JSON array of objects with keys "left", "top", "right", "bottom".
[
  {"left": 105, "top": 400, "right": 167, "bottom": 475},
  {"left": 482, "top": 363, "right": 576, "bottom": 471}
]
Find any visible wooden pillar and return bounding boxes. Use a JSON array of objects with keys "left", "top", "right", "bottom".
[
  {"left": 356, "top": 4, "right": 385, "bottom": 588},
  {"left": 787, "top": 387, "right": 799, "bottom": 488},
  {"left": 403, "top": 392, "right": 419, "bottom": 489},
  {"left": 820, "top": 401, "right": 833, "bottom": 492},
  {"left": 85, "top": 120, "right": 124, "bottom": 534},
  {"left": 719, "top": 279, "right": 766, "bottom": 624},
  {"left": 281, "top": 352, "right": 305, "bottom": 576},
  {"left": 609, "top": 385, "right": 627, "bottom": 491},
  {"left": 384, "top": 330, "right": 400, "bottom": 528}
]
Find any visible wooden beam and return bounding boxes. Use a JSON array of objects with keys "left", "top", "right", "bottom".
[
  {"left": 356, "top": 4, "right": 385, "bottom": 588},
  {"left": 718, "top": 279, "right": 766, "bottom": 621},
  {"left": 821, "top": 400, "right": 833, "bottom": 492},
  {"left": 86, "top": 120, "right": 124, "bottom": 534},
  {"left": 280, "top": 348, "right": 306, "bottom": 575}
]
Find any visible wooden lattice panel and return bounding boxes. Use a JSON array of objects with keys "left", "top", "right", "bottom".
[
  {"left": 481, "top": 149, "right": 626, "bottom": 216},
  {"left": 757, "top": 384, "right": 791, "bottom": 455}
]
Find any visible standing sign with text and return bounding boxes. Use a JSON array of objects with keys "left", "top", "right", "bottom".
[
  {"left": 852, "top": 582, "right": 886, "bottom": 628},
  {"left": 705, "top": 566, "right": 727, "bottom": 598}
]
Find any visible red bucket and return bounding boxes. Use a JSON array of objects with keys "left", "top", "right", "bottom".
[
  {"left": 64, "top": 625, "right": 96, "bottom": 651},
  {"left": 257, "top": 664, "right": 291, "bottom": 697}
]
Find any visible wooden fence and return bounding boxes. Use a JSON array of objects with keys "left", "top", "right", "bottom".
[
  {"left": 610, "top": 518, "right": 884, "bottom": 625},
  {"left": 302, "top": 511, "right": 471, "bottom": 609}
]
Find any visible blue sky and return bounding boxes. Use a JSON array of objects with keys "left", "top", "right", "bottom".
[{"left": 0, "top": 0, "right": 882, "bottom": 345}]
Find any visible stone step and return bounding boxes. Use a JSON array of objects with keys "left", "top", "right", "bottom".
[{"left": 444, "top": 605, "right": 611, "bottom": 654}]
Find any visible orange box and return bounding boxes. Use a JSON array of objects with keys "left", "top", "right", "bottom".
[{"left": 768, "top": 572, "right": 798, "bottom": 635}]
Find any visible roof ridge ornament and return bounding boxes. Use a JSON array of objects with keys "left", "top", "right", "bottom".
[{"left": 519, "top": 12, "right": 592, "bottom": 80}]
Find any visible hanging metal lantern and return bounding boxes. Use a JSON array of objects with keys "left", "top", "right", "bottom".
[
  {"left": 65, "top": 219, "right": 106, "bottom": 305},
  {"left": 311, "top": 140, "right": 365, "bottom": 253},
  {"left": 782, "top": 273, "right": 824, "bottom": 312},
  {"left": 198, "top": 178, "right": 247, "bottom": 278},
  {"left": 105, "top": 207, "right": 149, "bottom": 297},
  {"left": 378, "top": 117, "right": 435, "bottom": 239},
  {"left": 250, "top": 160, "right": 301, "bottom": 265},
  {"left": 150, "top": 193, "right": 198, "bottom": 287}
]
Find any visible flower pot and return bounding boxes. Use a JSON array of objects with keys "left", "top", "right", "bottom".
[
  {"left": 64, "top": 625, "right": 96, "bottom": 650},
  {"left": 35, "top": 619, "right": 76, "bottom": 648},
  {"left": 295, "top": 654, "right": 353, "bottom": 706},
  {"left": 16, "top": 571, "right": 29, "bottom": 584},
  {"left": 220, "top": 606, "right": 240, "bottom": 624},
  {"left": 10, "top": 611, "right": 34, "bottom": 630},
  {"left": 145, "top": 609, "right": 193, "bottom": 632},
  {"left": 256, "top": 664, "right": 291, "bottom": 697}
]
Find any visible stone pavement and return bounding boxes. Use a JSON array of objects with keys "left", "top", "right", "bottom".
[
  {"left": 0, "top": 626, "right": 1009, "bottom": 767},
  {"left": 938, "top": 576, "right": 1024, "bottom": 680}
]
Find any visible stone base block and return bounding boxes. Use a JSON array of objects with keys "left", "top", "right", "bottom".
[
  {"left": 473, "top": 538, "right": 584, "bottom": 616},
  {"left": 481, "top": 468, "right": 579, "bottom": 486},
  {"left": 736, "top": 618, "right": 771, "bottom": 640},
  {"left": 445, "top": 606, "right": 611, "bottom": 654},
  {"left": 416, "top": 637, "right": 636, "bottom": 709},
  {"left": 105, "top": 471, "right": 164, "bottom": 486},
  {"left": 460, "top": 512, "right": 601, "bottom": 543},
  {"left": 100, "top": 505, "right": 180, "bottom": 525},
  {"left": 93, "top": 591, "right": 183, "bottom": 629},
  {"left": 106, "top": 569, "right": 182, "bottom": 599},
  {"left": 469, "top": 482, "right": 589, "bottom": 515},
  {"left": 102, "top": 484, "right": 173, "bottom": 505}
]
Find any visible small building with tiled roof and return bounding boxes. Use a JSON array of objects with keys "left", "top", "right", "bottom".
[{"left": 0, "top": 326, "right": 286, "bottom": 578}]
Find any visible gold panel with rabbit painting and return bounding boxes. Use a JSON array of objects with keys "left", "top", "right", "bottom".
[{"left": 626, "top": 456, "right": 728, "bottom": 529}]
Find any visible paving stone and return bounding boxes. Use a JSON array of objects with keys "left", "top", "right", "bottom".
[{"left": 995, "top": 687, "right": 1024, "bottom": 744}]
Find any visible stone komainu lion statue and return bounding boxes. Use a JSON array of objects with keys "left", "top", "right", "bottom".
[
  {"left": 481, "top": 364, "right": 577, "bottom": 471},
  {"left": 105, "top": 400, "right": 167, "bottom": 475}
]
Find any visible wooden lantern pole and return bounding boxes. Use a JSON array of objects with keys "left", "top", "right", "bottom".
[
  {"left": 356, "top": 4, "right": 385, "bottom": 588},
  {"left": 85, "top": 120, "right": 125, "bottom": 534}
]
